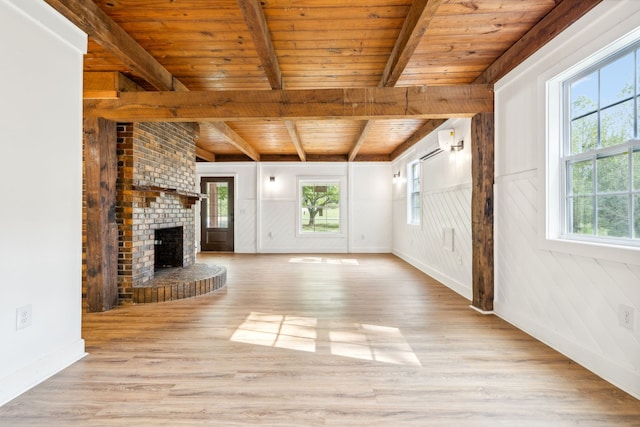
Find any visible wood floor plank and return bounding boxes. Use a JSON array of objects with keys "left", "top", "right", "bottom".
[{"left": 0, "top": 253, "right": 638, "bottom": 426}]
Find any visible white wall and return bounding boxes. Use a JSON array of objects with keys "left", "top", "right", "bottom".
[
  {"left": 196, "top": 162, "right": 258, "bottom": 253},
  {"left": 391, "top": 118, "right": 473, "bottom": 299},
  {"left": 348, "top": 163, "right": 392, "bottom": 253},
  {"left": 0, "top": 0, "right": 87, "bottom": 406},
  {"left": 196, "top": 161, "right": 392, "bottom": 253},
  {"left": 260, "top": 162, "right": 349, "bottom": 253},
  {"left": 494, "top": 0, "right": 640, "bottom": 398}
]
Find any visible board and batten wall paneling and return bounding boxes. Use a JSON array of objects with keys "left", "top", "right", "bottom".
[
  {"left": 422, "top": 184, "right": 473, "bottom": 297},
  {"left": 494, "top": 0, "right": 640, "bottom": 398},
  {"left": 392, "top": 118, "right": 473, "bottom": 300},
  {"left": 349, "top": 163, "right": 392, "bottom": 253},
  {"left": 196, "top": 162, "right": 392, "bottom": 254},
  {"left": 260, "top": 163, "right": 349, "bottom": 253}
]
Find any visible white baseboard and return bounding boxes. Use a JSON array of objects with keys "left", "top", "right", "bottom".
[
  {"left": 469, "top": 305, "right": 494, "bottom": 315},
  {"left": 495, "top": 302, "right": 640, "bottom": 400},
  {"left": 0, "top": 339, "right": 86, "bottom": 407},
  {"left": 348, "top": 246, "right": 392, "bottom": 253},
  {"left": 392, "top": 249, "right": 472, "bottom": 301}
]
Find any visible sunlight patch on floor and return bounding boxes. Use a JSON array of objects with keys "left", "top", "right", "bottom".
[
  {"left": 231, "top": 312, "right": 317, "bottom": 353},
  {"left": 230, "top": 312, "right": 420, "bottom": 366},
  {"left": 288, "top": 257, "right": 359, "bottom": 265},
  {"left": 329, "top": 324, "right": 422, "bottom": 366}
]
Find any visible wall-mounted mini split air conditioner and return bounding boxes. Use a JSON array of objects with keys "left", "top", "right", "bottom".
[
  {"left": 420, "top": 128, "right": 464, "bottom": 161},
  {"left": 437, "top": 128, "right": 464, "bottom": 152}
]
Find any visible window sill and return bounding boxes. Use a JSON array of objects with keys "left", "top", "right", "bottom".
[
  {"left": 296, "top": 232, "right": 345, "bottom": 239},
  {"left": 540, "top": 235, "right": 640, "bottom": 266}
]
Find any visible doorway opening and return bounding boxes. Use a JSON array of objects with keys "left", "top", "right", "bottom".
[{"left": 201, "top": 177, "right": 234, "bottom": 251}]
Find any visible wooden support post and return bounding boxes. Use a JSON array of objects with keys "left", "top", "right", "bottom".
[
  {"left": 84, "top": 117, "right": 118, "bottom": 312},
  {"left": 471, "top": 112, "right": 494, "bottom": 312}
]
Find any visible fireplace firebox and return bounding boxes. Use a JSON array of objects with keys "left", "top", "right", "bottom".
[{"left": 154, "top": 226, "right": 184, "bottom": 270}]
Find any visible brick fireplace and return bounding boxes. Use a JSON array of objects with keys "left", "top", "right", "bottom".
[{"left": 116, "top": 122, "right": 199, "bottom": 302}]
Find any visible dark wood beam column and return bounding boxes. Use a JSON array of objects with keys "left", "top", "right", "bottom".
[
  {"left": 84, "top": 117, "right": 118, "bottom": 312},
  {"left": 471, "top": 112, "right": 495, "bottom": 312}
]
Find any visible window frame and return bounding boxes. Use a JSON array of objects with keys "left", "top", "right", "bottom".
[
  {"left": 542, "top": 25, "right": 640, "bottom": 265},
  {"left": 559, "top": 41, "right": 640, "bottom": 246},
  {"left": 407, "top": 161, "right": 421, "bottom": 226},
  {"left": 296, "top": 177, "right": 345, "bottom": 237}
]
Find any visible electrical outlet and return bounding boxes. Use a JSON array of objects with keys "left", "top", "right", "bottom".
[
  {"left": 619, "top": 304, "right": 635, "bottom": 331},
  {"left": 16, "top": 305, "right": 32, "bottom": 330}
]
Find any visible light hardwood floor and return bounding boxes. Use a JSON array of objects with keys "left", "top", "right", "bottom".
[{"left": 1, "top": 253, "right": 639, "bottom": 426}]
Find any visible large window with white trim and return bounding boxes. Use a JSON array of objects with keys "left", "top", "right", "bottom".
[
  {"left": 562, "top": 41, "right": 640, "bottom": 244},
  {"left": 298, "top": 180, "right": 341, "bottom": 234}
]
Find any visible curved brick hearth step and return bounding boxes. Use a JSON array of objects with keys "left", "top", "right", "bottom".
[{"left": 132, "top": 264, "right": 227, "bottom": 304}]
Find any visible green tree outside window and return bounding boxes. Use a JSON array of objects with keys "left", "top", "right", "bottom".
[
  {"left": 565, "top": 46, "right": 640, "bottom": 241},
  {"left": 300, "top": 183, "right": 340, "bottom": 233}
]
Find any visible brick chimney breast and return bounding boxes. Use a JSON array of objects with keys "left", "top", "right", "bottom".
[{"left": 115, "top": 122, "right": 197, "bottom": 303}]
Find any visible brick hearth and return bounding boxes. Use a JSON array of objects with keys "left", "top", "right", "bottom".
[{"left": 131, "top": 264, "right": 227, "bottom": 304}]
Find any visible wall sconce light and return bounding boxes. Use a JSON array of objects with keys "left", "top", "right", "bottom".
[
  {"left": 451, "top": 139, "right": 464, "bottom": 151},
  {"left": 392, "top": 171, "right": 401, "bottom": 183},
  {"left": 438, "top": 129, "right": 464, "bottom": 152},
  {"left": 269, "top": 176, "right": 275, "bottom": 182}
]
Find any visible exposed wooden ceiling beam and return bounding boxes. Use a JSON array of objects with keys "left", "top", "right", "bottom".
[
  {"left": 284, "top": 121, "right": 307, "bottom": 162},
  {"left": 237, "top": 0, "right": 282, "bottom": 90},
  {"left": 284, "top": 122, "right": 307, "bottom": 161},
  {"left": 195, "top": 146, "right": 216, "bottom": 162},
  {"left": 475, "top": 0, "right": 603, "bottom": 85},
  {"left": 391, "top": 0, "right": 603, "bottom": 160},
  {"left": 380, "top": 0, "right": 444, "bottom": 88},
  {"left": 44, "top": 0, "right": 179, "bottom": 92},
  {"left": 47, "top": 0, "right": 265, "bottom": 162},
  {"left": 201, "top": 123, "right": 260, "bottom": 162},
  {"left": 349, "top": 0, "right": 442, "bottom": 161},
  {"left": 83, "top": 71, "right": 145, "bottom": 99},
  {"left": 238, "top": 0, "right": 307, "bottom": 161},
  {"left": 348, "top": 121, "right": 375, "bottom": 162},
  {"left": 84, "top": 85, "right": 493, "bottom": 122},
  {"left": 83, "top": 72, "right": 122, "bottom": 99}
]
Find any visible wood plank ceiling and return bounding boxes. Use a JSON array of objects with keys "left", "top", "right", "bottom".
[{"left": 47, "top": 0, "right": 602, "bottom": 162}]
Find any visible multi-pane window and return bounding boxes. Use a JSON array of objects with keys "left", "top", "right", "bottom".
[
  {"left": 205, "top": 181, "right": 229, "bottom": 228},
  {"left": 563, "top": 42, "right": 640, "bottom": 243},
  {"left": 408, "top": 162, "right": 420, "bottom": 225},
  {"left": 299, "top": 181, "right": 340, "bottom": 233}
]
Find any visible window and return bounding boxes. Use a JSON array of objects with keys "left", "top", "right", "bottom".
[
  {"left": 562, "top": 42, "right": 640, "bottom": 244},
  {"left": 299, "top": 180, "right": 341, "bottom": 233},
  {"left": 407, "top": 161, "right": 420, "bottom": 225}
]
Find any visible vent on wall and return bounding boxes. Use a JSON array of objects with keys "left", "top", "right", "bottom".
[{"left": 420, "top": 147, "right": 443, "bottom": 161}]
